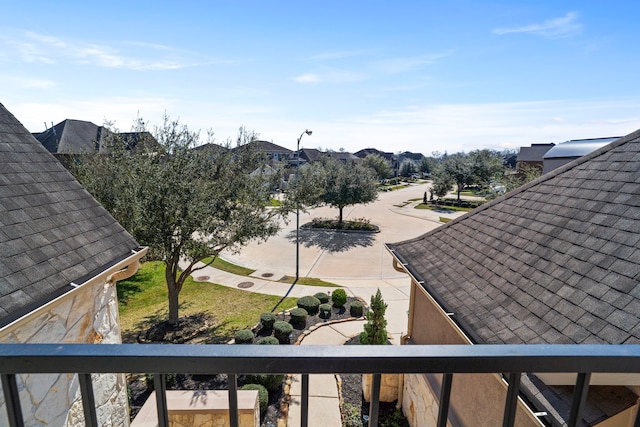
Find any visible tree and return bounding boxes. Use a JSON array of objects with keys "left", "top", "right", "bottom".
[
  {"left": 439, "top": 152, "right": 474, "bottom": 202},
  {"left": 431, "top": 173, "right": 453, "bottom": 204},
  {"left": 289, "top": 155, "right": 378, "bottom": 224},
  {"left": 73, "top": 117, "right": 283, "bottom": 324},
  {"left": 359, "top": 289, "right": 388, "bottom": 345},
  {"left": 469, "top": 149, "right": 504, "bottom": 189},
  {"left": 418, "top": 156, "right": 436, "bottom": 175},
  {"left": 362, "top": 153, "right": 392, "bottom": 180},
  {"left": 399, "top": 159, "right": 417, "bottom": 177}
]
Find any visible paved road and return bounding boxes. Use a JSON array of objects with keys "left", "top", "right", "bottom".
[{"left": 222, "top": 182, "right": 455, "bottom": 282}]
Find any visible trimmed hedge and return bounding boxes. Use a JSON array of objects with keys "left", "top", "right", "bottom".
[
  {"left": 331, "top": 289, "right": 347, "bottom": 307},
  {"left": 314, "top": 292, "right": 330, "bottom": 304},
  {"left": 319, "top": 303, "right": 332, "bottom": 319},
  {"left": 234, "top": 329, "right": 254, "bottom": 344},
  {"left": 260, "top": 312, "right": 276, "bottom": 330},
  {"left": 274, "top": 320, "right": 293, "bottom": 343},
  {"left": 245, "top": 373, "right": 285, "bottom": 392},
  {"left": 297, "top": 295, "right": 321, "bottom": 315},
  {"left": 240, "top": 384, "right": 268, "bottom": 414},
  {"left": 349, "top": 301, "right": 364, "bottom": 317},
  {"left": 257, "top": 336, "right": 279, "bottom": 345},
  {"left": 290, "top": 307, "right": 308, "bottom": 327}
]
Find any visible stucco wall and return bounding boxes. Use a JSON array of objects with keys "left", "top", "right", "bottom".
[
  {"left": 402, "top": 282, "right": 543, "bottom": 427},
  {"left": 0, "top": 279, "right": 129, "bottom": 427}
]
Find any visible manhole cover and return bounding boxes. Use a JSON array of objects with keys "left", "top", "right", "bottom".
[
  {"left": 195, "top": 276, "right": 210, "bottom": 282},
  {"left": 237, "top": 281, "right": 254, "bottom": 289},
  {"left": 261, "top": 273, "right": 274, "bottom": 278}
]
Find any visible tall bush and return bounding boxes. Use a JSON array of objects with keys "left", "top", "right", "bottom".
[{"left": 359, "top": 289, "right": 388, "bottom": 345}]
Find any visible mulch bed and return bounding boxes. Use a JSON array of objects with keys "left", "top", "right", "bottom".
[{"left": 127, "top": 297, "right": 367, "bottom": 427}]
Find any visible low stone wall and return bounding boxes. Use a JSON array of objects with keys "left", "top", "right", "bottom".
[
  {"left": 362, "top": 373, "right": 400, "bottom": 403},
  {"left": 131, "top": 390, "right": 259, "bottom": 427},
  {"left": 0, "top": 279, "right": 129, "bottom": 427}
]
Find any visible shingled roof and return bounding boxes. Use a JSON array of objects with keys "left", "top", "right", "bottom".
[
  {"left": 0, "top": 103, "right": 141, "bottom": 328},
  {"left": 388, "top": 128, "right": 640, "bottom": 346}
]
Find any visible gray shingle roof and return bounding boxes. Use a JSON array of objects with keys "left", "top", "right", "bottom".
[
  {"left": 0, "top": 103, "right": 140, "bottom": 327},
  {"left": 388, "top": 128, "right": 640, "bottom": 346},
  {"left": 516, "top": 143, "right": 555, "bottom": 163},
  {"left": 33, "top": 119, "right": 107, "bottom": 154}
]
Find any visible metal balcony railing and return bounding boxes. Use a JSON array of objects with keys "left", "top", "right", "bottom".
[{"left": 2, "top": 344, "right": 640, "bottom": 427}]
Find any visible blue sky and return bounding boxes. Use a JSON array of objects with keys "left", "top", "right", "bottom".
[{"left": 3, "top": 1, "right": 640, "bottom": 154}]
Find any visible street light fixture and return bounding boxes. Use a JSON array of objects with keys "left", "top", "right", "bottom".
[{"left": 295, "top": 129, "right": 312, "bottom": 283}]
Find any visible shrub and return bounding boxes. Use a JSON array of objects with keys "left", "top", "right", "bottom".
[
  {"left": 349, "top": 301, "right": 364, "bottom": 317},
  {"left": 245, "top": 373, "right": 285, "bottom": 392},
  {"left": 241, "top": 384, "right": 268, "bottom": 414},
  {"left": 359, "top": 289, "right": 388, "bottom": 345},
  {"left": 257, "top": 336, "right": 279, "bottom": 345},
  {"left": 290, "top": 307, "right": 308, "bottom": 327},
  {"left": 314, "top": 292, "right": 330, "bottom": 304},
  {"left": 319, "top": 303, "right": 332, "bottom": 319},
  {"left": 234, "top": 329, "right": 254, "bottom": 344},
  {"left": 297, "top": 295, "right": 321, "bottom": 315},
  {"left": 260, "top": 312, "right": 276, "bottom": 330},
  {"left": 331, "top": 288, "right": 347, "bottom": 307},
  {"left": 274, "top": 320, "right": 293, "bottom": 343}
]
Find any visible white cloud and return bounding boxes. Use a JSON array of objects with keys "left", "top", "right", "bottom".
[
  {"left": 294, "top": 73, "right": 321, "bottom": 83},
  {"left": 1, "top": 75, "right": 55, "bottom": 89},
  {"left": 0, "top": 31, "right": 205, "bottom": 70},
  {"left": 376, "top": 52, "right": 450, "bottom": 74},
  {"left": 493, "top": 12, "right": 582, "bottom": 39}
]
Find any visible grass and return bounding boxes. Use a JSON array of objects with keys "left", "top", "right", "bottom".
[
  {"left": 414, "top": 203, "right": 473, "bottom": 213},
  {"left": 380, "top": 184, "right": 409, "bottom": 192},
  {"left": 440, "top": 217, "right": 452, "bottom": 223},
  {"left": 268, "top": 198, "right": 283, "bottom": 207},
  {"left": 278, "top": 275, "right": 339, "bottom": 287},
  {"left": 117, "top": 261, "right": 297, "bottom": 342},
  {"left": 200, "top": 256, "right": 256, "bottom": 276}
]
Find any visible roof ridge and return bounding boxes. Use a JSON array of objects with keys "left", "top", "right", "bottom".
[{"left": 390, "top": 130, "right": 638, "bottom": 246}]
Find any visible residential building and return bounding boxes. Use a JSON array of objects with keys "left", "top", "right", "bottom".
[
  {"left": 542, "top": 137, "right": 620, "bottom": 173},
  {"left": 516, "top": 143, "right": 555, "bottom": 173},
  {"left": 388, "top": 129, "right": 640, "bottom": 426},
  {"left": 0, "top": 103, "right": 147, "bottom": 426}
]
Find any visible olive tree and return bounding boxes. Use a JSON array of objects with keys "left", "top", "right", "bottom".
[
  {"left": 73, "top": 117, "right": 283, "bottom": 324},
  {"left": 362, "top": 153, "right": 392, "bottom": 180}
]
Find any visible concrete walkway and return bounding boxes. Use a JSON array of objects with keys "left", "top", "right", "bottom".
[{"left": 182, "top": 184, "right": 467, "bottom": 426}]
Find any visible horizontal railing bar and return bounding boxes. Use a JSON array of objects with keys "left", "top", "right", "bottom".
[{"left": 1, "top": 344, "right": 640, "bottom": 375}]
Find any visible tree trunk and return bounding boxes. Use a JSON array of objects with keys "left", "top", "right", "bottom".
[
  {"left": 166, "top": 264, "right": 180, "bottom": 325},
  {"left": 338, "top": 206, "right": 343, "bottom": 224}
]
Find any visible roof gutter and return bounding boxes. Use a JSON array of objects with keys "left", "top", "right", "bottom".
[{"left": 0, "top": 247, "right": 148, "bottom": 331}]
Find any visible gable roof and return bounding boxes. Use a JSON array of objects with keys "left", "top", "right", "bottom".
[
  {"left": 388, "top": 128, "right": 640, "bottom": 346},
  {"left": 516, "top": 143, "right": 555, "bottom": 163},
  {"left": 299, "top": 148, "right": 322, "bottom": 163},
  {"left": 354, "top": 148, "right": 394, "bottom": 161},
  {"left": 0, "top": 103, "right": 140, "bottom": 327},
  {"left": 234, "top": 140, "right": 292, "bottom": 154},
  {"left": 33, "top": 119, "right": 107, "bottom": 154}
]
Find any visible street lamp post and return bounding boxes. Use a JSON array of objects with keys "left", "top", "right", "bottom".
[{"left": 295, "top": 129, "right": 312, "bottom": 283}]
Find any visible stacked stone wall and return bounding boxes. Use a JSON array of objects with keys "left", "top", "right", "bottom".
[{"left": 0, "top": 280, "right": 129, "bottom": 427}]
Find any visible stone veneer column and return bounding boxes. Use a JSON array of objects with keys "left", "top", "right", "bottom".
[{"left": 0, "top": 279, "right": 130, "bottom": 427}]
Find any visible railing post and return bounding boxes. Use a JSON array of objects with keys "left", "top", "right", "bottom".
[
  {"left": 1, "top": 374, "right": 24, "bottom": 427},
  {"left": 368, "top": 373, "right": 381, "bottom": 427},
  {"left": 301, "top": 374, "right": 309, "bottom": 427},
  {"left": 78, "top": 373, "right": 98, "bottom": 427},
  {"left": 437, "top": 373, "right": 453, "bottom": 427},
  {"left": 153, "top": 374, "right": 169, "bottom": 427},
  {"left": 502, "top": 373, "right": 521, "bottom": 427},
  {"left": 228, "top": 374, "right": 239, "bottom": 427},
  {"left": 568, "top": 373, "right": 591, "bottom": 427}
]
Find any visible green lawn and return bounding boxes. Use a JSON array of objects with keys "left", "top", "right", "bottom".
[
  {"left": 278, "top": 275, "right": 339, "bottom": 287},
  {"left": 414, "top": 203, "right": 473, "bottom": 213},
  {"left": 200, "top": 256, "right": 256, "bottom": 276},
  {"left": 117, "top": 261, "right": 297, "bottom": 343}
]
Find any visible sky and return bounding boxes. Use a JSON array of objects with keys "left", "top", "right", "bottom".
[{"left": 2, "top": 1, "right": 640, "bottom": 155}]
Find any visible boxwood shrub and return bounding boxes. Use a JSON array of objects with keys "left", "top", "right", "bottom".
[
  {"left": 273, "top": 320, "right": 293, "bottom": 343},
  {"left": 349, "top": 301, "right": 364, "bottom": 317},
  {"left": 240, "top": 383, "right": 268, "bottom": 414},
  {"left": 290, "top": 307, "right": 308, "bottom": 327},
  {"left": 297, "top": 295, "right": 321, "bottom": 315},
  {"left": 234, "top": 329, "right": 254, "bottom": 344},
  {"left": 257, "top": 336, "right": 279, "bottom": 345},
  {"left": 313, "top": 292, "right": 330, "bottom": 304},
  {"left": 318, "top": 303, "right": 332, "bottom": 319},
  {"left": 331, "top": 288, "right": 347, "bottom": 307},
  {"left": 260, "top": 312, "right": 276, "bottom": 330}
]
